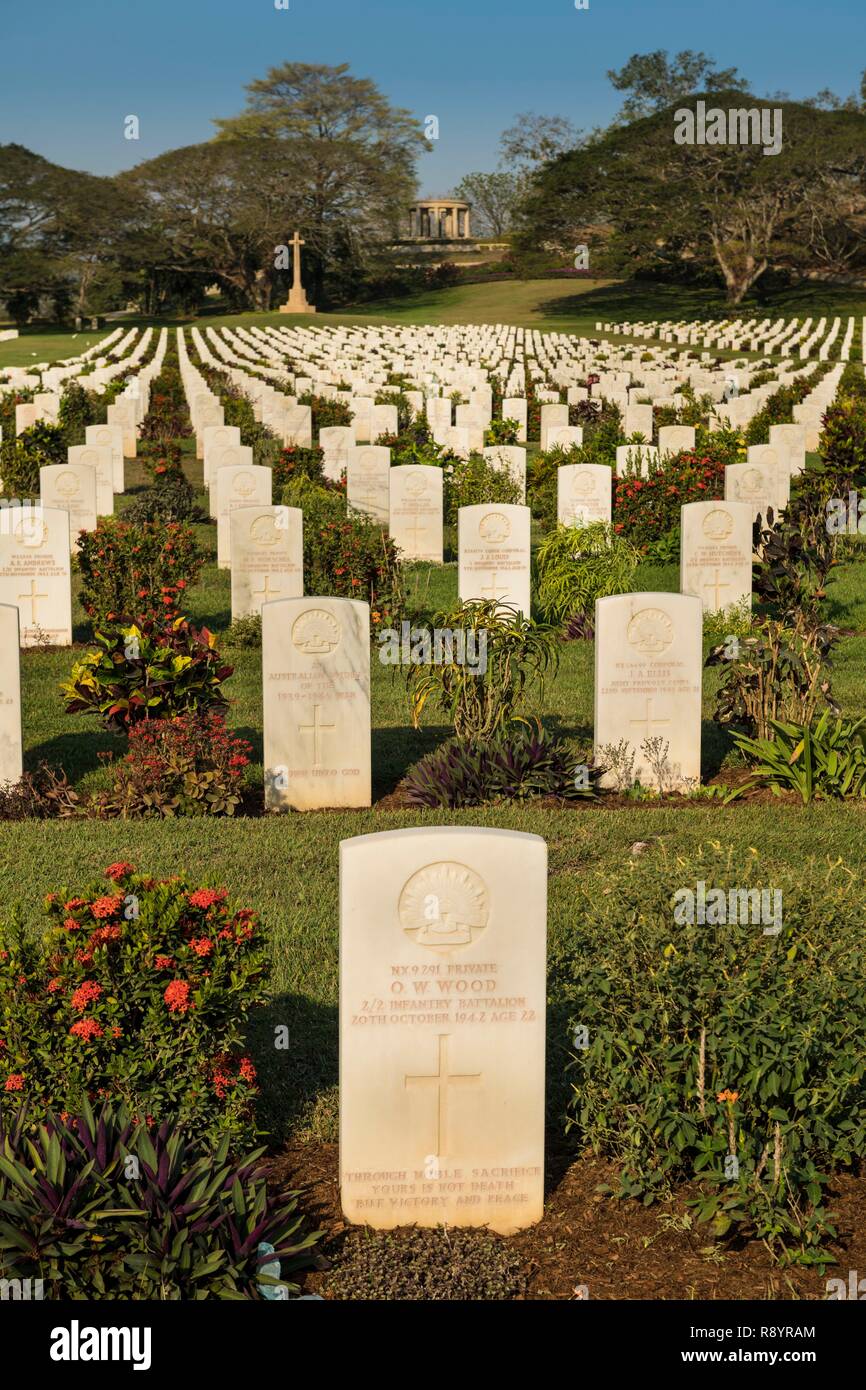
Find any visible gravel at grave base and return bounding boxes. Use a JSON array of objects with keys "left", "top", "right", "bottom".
[{"left": 268, "top": 1141, "right": 866, "bottom": 1301}]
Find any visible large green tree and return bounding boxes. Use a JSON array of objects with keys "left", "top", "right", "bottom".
[
  {"left": 515, "top": 95, "right": 866, "bottom": 303},
  {"left": 212, "top": 62, "right": 429, "bottom": 299}
]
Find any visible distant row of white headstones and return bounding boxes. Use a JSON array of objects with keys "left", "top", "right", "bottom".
[
  {"left": 596, "top": 314, "right": 862, "bottom": 361},
  {"left": 0, "top": 328, "right": 847, "bottom": 803}
]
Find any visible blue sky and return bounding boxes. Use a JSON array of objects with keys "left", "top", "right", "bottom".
[{"left": 1, "top": 0, "right": 863, "bottom": 188}]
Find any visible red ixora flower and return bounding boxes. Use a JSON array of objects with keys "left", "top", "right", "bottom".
[
  {"left": 189, "top": 938, "right": 214, "bottom": 957},
  {"left": 69, "top": 1017, "right": 103, "bottom": 1042},
  {"left": 239, "top": 1057, "right": 256, "bottom": 1084},
  {"left": 71, "top": 981, "right": 102, "bottom": 1013},
  {"left": 63, "top": 917, "right": 81, "bottom": 932},
  {"left": 187, "top": 888, "right": 228, "bottom": 911},
  {"left": 4, "top": 1074, "right": 24, "bottom": 1092},
  {"left": 154, "top": 955, "right": 174, "bottom": 970},
  {"left": 105, "top": 862, "right": 135, "bottom": 881},
  {"left": 164, "top": 979, "right": 192, "bottom": 1014},
  {"left": 91, "top": 894, "right": 124, "bottom": 920},
  {"left": 47, "top": 978, "right": 63, "bottom": 994}
]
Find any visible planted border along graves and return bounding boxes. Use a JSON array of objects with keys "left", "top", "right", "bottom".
[{"left": 2, "top": 317, "right": 866, "bottom": 1298}]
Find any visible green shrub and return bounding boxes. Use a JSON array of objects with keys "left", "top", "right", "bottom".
[
  {"left": 0, "top": 863, "right": 267, "bottom": 1142},
  {"left": 728, "top": 713, "right": 866, "bottom": 803},
  {"left": 533, "top": 522, "right": 640, "bottom": 625},
  {"left": 404, "top": 722, "right": 594, "bottom": 807},
  {"left": 444, "top": 453, "right": 522, "bottom": 524},
  {"left": 298, "top": 392, "right": 352, "bottom": 431},
  {"left": 560, "top": 846, "right": 866, "bottom": 1263},
  {"left": 0, "top": 422, "right": 67, "bottom": 497},
  {"left": 122, "top": 474, "right": 202, "bottom": 524},
  {"left": 57, "top": 381, "right": 98, "bottom": 444},
  {"left": 404, "top": 600, "right": 558, "bottom": 739},
  {"left": 485, "top": 417, "right": 519, "bottom": 446},
  {"left": 76, "top": 517, "right": 203, "bottom": 628},
  {"left": 0, "top": 1101, "right": 319, "bottom": 1298},
  {"left": 707, "top": 620, "right": 838, "bottom": 741},
  {"left": 62, "top": 617, "right": 233, "bottom": 733},
  {"left": 305, "top": 510, "right": 403, "bottom": 627},
  {"left": 272, "top": 444, "right": 326, "bottom": 495}
]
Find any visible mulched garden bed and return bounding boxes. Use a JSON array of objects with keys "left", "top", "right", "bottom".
[{"left": 271, "top": 1140, "right": 866, "bottom": 1301}]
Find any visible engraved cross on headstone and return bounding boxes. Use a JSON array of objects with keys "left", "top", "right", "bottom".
[
  {"left": 703, "top": 569, "right": 731, "bottom": 610},
  {"left": 405, "top": 1034, "right": 481, "bottom": 1155},
  {"left": 18, "top": 578, "right": 48, "bottom": 625},
  {"left": 299, "top": 704, "right": 336, "bottom": 767},
  {"left": 629, "top": 697, "right": 672, "bottom": 738}
]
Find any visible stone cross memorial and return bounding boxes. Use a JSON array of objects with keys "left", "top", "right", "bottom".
[
  {"left": 0, "top": 506, "right": 72, "bottom": 645},
  {"left": 0, "top": 604, "right": 23, "bottom": 786},
  {"left": 340, "top": 825, "right": 547, "bottom": 1234},
  {"left": 262, "top": 596, "right": 371, "bottom": 811},
  {"left": 458, "top": 504, "right": 531, "bottom": 616},
  {"left": 230, "top": 504, "right": 303, "bottom": 620},
  {"left": 594, "top": 592, "right": 702, "bottom": 791}
]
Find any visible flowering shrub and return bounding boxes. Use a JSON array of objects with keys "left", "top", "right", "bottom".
[
  {"left": 62, "top": 617, "right": 233, "bottom": 733},
  {"left": 298, "top": 392, "right": 352, "bottom": 431},
  {"left": 0, "top": 864, "right": 268, "bottom": 1142},
  {"left": 613, "top": 448, "right": 727, "bottom": 551},
  {"left": 444, "top": 453, "right": 522, "bottom": 524},
  {"left": 307, "top": 512, "right": 403, "bottom": 628},
  {"left": 139, "top": 356, "right": 191, "bottom": 445},
  {"left": 272, "top": 443, "right": 326, "bottom": 494},
  {"left": 76, "top": 517, "right": 202, "bottom": 627},
  {"left": 91, "top": 713, "right": 252, "bottom": 817},
  {"left": 138, "top": 437, "right": 185, "bottom": 481}
]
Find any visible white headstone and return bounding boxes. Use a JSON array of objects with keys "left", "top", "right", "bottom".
[
  {"left": 390, "top": 466, "right": 444, "bottom": 563},
  {"left": 346, "top": 447, "right": 390, "bottom": 525},
  {"left": 658, "top": 425, "right": 696, "bottom": 457},
  {"left": 680, "top": 501, "right": 753, "bottom": 613},
  {"left": 39, "top": 464, "right": 97, "bottom": 551},
  {"left": 262, "top": 596, "right": 371, "bottom": 810},
  {"left": 594, "top": 592, "right": 702, "bottom": 791},
  {"left": 230, "top": 505, "right": 303, "bottom": 620},
  {"left": 0, "top": 604, "right": 22, "bottom": 786},
  {"left": 339, "top": 825, "right": 546, "bottom": 1234},
  {"left": 0, "top": 506, "right": 72, "bottom": 646},
  {"left": 458, "top": 504, "right": 531, "bottom": 617},
  {"left": 215, "top": 463, "right": 272, "bottom": 568},
  {"left": 68, "top": 445, "right": 113, "bottom": 516},
  {"left": 557, "top": 464, "right": 613, "bottom": 528},
  {"left": 85, "top": 424, "right": 124, "bottom": 493}
]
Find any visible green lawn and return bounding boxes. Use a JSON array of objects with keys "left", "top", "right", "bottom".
[
  {"left": 3, "top": 277, "right": 865, "bottom": 370},
  {"left": 6, "top": 445, "right": 866, "bottom": 1146}
]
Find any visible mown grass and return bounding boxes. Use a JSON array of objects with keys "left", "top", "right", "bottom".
[
  {"left": 5, "top": 433, "right": 866, "bottom": 1144},
  {"left": 3, "top": 277, "right": 865, "bottom": 370}
]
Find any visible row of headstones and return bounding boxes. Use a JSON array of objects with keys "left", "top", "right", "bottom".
[
  {"left": 598, "top": 315, "right": 856, "bottom": 360},
  {"left": 201, "top": 318, "right": 834, "bottom": 459},
  {"left": 191, "top": 320, "right": 788, "bottom": 434},
  {"left": 0, "top": 336, "right": 169, "bottom": 645}
]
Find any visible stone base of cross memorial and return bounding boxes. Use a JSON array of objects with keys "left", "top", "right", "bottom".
[
  {"left": 340, "top": 826, "right": 546, "bottom": 1235},
  {"left": 278, "top": 289, "right": 317, "bottom": 315}
]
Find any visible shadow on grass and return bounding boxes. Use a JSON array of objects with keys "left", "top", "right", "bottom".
[
  {"left": 372, "top": 722, "right": 452, "bottom": 797},
  {"left": 536, "top": 277, "right": 866, "bottom": 328},
  {"left": 26, "top": 729, "right": 122, "bottom": 781},
  {"left": 249, "top": 992, "right": 338, "bottom": 1144}
]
